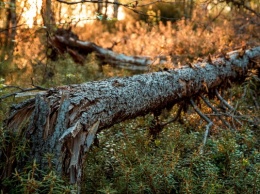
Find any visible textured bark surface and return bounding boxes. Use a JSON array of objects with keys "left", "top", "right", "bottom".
[{"left": 5, "top": 46, "right": 260, "bottom": 184}]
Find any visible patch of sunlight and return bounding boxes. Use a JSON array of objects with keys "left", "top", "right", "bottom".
[
  {"left": 18, "top": 0, "right": 42, "bottom": 28},
  {"left": 118, "top": 7, "right": 125, "bottom": 20}
]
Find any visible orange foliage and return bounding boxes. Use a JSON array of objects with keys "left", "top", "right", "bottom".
[{"left": 75, "top": 8, "right": 259, "bottom": 68}]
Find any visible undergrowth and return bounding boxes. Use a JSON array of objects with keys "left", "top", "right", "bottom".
[
  {"left": 82, "top": 80, "right": 260, "bottom": 194},
  {"left": 1, "top": 68, "right": 259, "bottom": 193},
  {"left": 1, "top": 159, "right": 77, "bottom": 193}
]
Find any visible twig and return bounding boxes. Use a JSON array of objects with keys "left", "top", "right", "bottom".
[
  {"left": 249, "top": 90, "right": 259, "bottom": 110},
  {"left": 0, "top": 82, "right": 47, "bottom": 100},
  {"left": 200, "top": 6, "right": 225, "bottom": 36},
  {"left": 31, "top": 78, "right": 47, "bottom": 91},
  {"left": 215, "top": 89, "right": 243, "bottom": 126},
  {"left": 230, "top": 1, "right": 260, "bottom": 17},
  {"left": 215, "top": 89, "right": 240, "bottom": 115},
  {"left": 161, "top": 104, "right": 183, "bottom": 127},
  {"left": 190, "top": 98, "right": 213, "bottom": 154},
  {"left": 200, "top": 94, "right": 233, "bottom": 130},
  {"left": 0, "top": 24, "right": 24, "bottom": 33}
]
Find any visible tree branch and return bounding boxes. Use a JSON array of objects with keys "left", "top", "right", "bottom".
[
  {"left": 190, "top": 98, "right": 213, "bottom": 154},
  {"left": 161, "top": 104, "right": 183, "bottom": 127},
  {"left": 200, "top": 94, "right": 233, "bottom": 130},
  {"left": 0, "top": 84, "right": 47, "bottom": 100}
]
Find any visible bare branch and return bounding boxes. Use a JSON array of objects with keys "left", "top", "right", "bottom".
[
  {"left": 227, "top": 0, "right": 260, "bottom": 17},
  {"left": 190, "top": 98, "right": 213, "bottom": 154},
  {"left": 0, "top": 83, "right": 47, "bottom": 100},
  {"left": 206, "top": 0, "right": 260, "bottom": 17},
  {"left": 200, "top": 6, "right": 225, "bottom": 36},
  {"left": 249, "top": 90, "right": 259, "bottom": 110},
  {"left": 31, "top": 78, "right": 48, "bottom": 91},
  {"left": 214, "top": 89, "right": 258, "bottom": 128},
  {"left": 215, "top": 89, "right": 243, "bottom": 127},
  {"left": 215, "top": 90, "right": 241, "bottom": 115},
  {"left": 200, "top": 94, "right": 233, "bottom": 130},
  {"left": 161, "top": 104, "right": 183, "bottom": 127}
]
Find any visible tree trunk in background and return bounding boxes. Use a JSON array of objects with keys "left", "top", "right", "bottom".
[
  {"left": 189, "top": 0, "right": 194, "bottom": 20},
  {"left": 50, "top": 34, "right": 151, "bottom": 71},
  {"left": 104, "top": 0, "right": 108, "bottom": 19},
  {"left": 7, "top": 0, "right": 16, "bottom": 48},
  {"left": 183, "top": 0, "right": 186, "bottom": 20},
  {"left": 113, "top": 0, "right": 119, "bottom": 19},
  {"left": 0, "top": 0, "right": 16, "bottom": 63},
  {"left": 97, "top": 0, "right": 103, "bottom": 14},
  {"left": 41, "top": 0, "right": 55, "bottom": 32},
  {"left": 3, "top": 47, "right": 260, "bottom": 186}
]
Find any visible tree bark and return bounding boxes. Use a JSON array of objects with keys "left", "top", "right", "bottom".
[
  {"left": 113, "top": 0, "right": 119, "bottom": 19},
  {"left": 97, "top": 0, "right": 103, "bottom": 14},
  {"left": 0, "top": 0, "right": 16, "bottom": 61},
  {"left": 50, "top": 34, "right": 152, "bottom": 70},
  {"left": 3, "top": 46, "right": 260, "bottom": 185},
  {"left": 41, "top": 0, "right": 55, "bottom": 32}
]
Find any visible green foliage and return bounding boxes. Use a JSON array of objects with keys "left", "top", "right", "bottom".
[
  {"left": 0, "top": 1, "right": 15, "bottom": 9},
  {"left": 0, "top": 58, "right": 13, "bottom": 78},
  {"left": 0, "top": 78, "right": 15, "bottom": 122},
  {"left": 32, "top": 53, "right": 104, "bottom": 87},
  {"left": 83, "top": 109, "right": 260, "bottom": 193},
  {"left": 0, "top": 129, "right": 76, "bottom": 193},
  {"left": 2, "top": 159, "right": 76, "bottom": 193}
]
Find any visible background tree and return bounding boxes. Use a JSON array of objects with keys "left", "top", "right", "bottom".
[
  {"left": 0, "top": 0, "right": 16, "bottom": 68},
  {"left": 41, "top": 0, "right": 55, "bottom": 32}
]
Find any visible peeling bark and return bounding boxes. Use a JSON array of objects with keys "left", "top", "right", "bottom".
[{"left": 3, "top": 46, "right": 260, "bottom": 185}]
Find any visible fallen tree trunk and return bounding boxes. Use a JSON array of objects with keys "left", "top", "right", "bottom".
[
  {"left": 2, "top": 46, "right": 260, "bottom": 186},
  {"left": 50, "top": 33, "right": 160, "bottom": 71}
]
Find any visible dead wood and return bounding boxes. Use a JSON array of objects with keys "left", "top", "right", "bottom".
[
  {"left": 49, "top": 29, "right": 168, "bottom": 71},
  {"left": 1, "top": 46, "right": 260, "bottom": 186},
  {"left": 190, "top": 98, "right": 213, "bottom": 154}
]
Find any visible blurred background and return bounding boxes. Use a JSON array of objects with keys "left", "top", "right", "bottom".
[{"left": 0, "top": 0, "right": 259, "bottom": 87}]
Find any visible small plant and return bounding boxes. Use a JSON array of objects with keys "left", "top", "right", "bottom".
[{"left": 1, "top": 156, "right": 76, "bottom": 193}]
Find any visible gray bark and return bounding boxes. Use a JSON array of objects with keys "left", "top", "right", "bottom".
[
  {"left": 4, "top": 46, "right": 260, "bottom": 185},
  {"left": 51, "top": 35, "right": 157, "bottom": 71}
]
